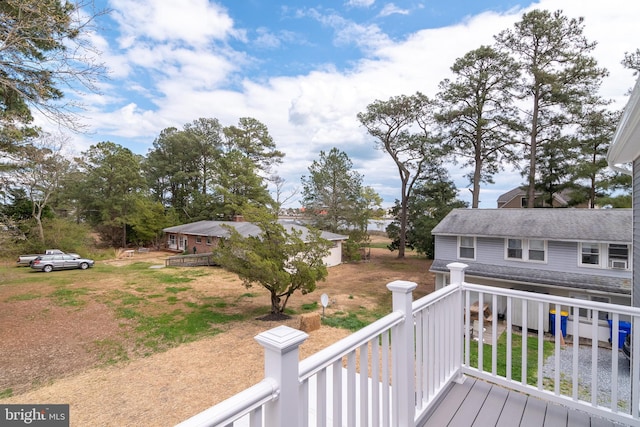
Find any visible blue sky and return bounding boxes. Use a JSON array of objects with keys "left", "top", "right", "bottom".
[{"left": 45, "top": 0, "right": 640, "bottom": 209}]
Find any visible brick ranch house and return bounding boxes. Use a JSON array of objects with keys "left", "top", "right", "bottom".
[{"left": 162, "top": 219, "right": 348, "bottom": 267}]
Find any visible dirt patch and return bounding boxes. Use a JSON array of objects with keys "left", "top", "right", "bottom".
[{"left": 0, "top": 242, "right": 434, "bottom": 426}]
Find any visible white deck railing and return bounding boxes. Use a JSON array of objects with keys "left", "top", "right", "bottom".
[{"left": 177, "top": 263, "right": 640, "bottom": 427}]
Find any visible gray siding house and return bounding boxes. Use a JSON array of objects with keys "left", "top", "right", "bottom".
[
  {"left": 608, "top": 76, "right": 640, "bottom": 309},
  {"left": 430, "top": 208, "right": 632, "bottom": 341}
]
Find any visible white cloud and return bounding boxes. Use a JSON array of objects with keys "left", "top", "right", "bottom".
[
  {"left": 109, "top": 0, "right": 235, "bottom": 47},
  {"left": 345, "top": 0, "right": 376, "bottom": 8},
  {"left": 254, "top": 28, "right": 282, "bottom": 49},
  {"left": 378, "top": 3, "right": 410, "bottom": 17},
  {"left": 304, "top": 9, "right": 392, "bottom": 52},
  {"left": 70, "top": 0, "right": 640, "bottom": 208}
]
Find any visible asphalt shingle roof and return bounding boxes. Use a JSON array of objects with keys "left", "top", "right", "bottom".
[
  {"left": 430, "top": 259, "right": 632, "bottom": 295},
  {"left": 431, "top": 208, "right": 631, "bottom": 243},
  {"left": 163, "top": 220, "right": 347, "bottom": 242}
]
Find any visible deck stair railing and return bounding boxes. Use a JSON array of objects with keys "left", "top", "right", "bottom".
[
  {"left": 177, "top": 263, "right": 640, "bottom": 427},
  {"left": 450, "top": 262, "right": 640, "bottom": 426}
]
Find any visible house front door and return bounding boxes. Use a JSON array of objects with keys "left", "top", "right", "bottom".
[{"left": 178, "top": 237, "right": 187, "bottom": 251}]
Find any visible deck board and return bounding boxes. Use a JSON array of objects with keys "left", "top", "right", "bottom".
[
  {"left": 520, "top": 396, "right": 547, "bottom": 427},
  {"left": 590, "top": 415, "right": 615, "bottom": 427},
  {"left": 471, "top": 383, "right": 509, "bottom": 427},
  {"left": 566, "top": 409, "right": 590, "bottom": 427},
  {"left": 543, "top": 403, "right": 568, "bottom": 426},
  {"left": 419, "top": 377, "right": 620, "bottom": 427},
  {"left": 495, "top": 387, "right": 527, "bottom": 427},
  {"left": 448, "top": 380, "right": 491, "bottom": 426},
  {"left": 421, "top": 379, "right": 473, "bottom": 427}
]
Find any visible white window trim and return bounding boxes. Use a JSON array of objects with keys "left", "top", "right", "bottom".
[
  {"left": 506, "top": 238, "right": 523, "bottom": 260},
  {"left": 457, "top": 236, "right": 476, "bottom": 260},
  {"left": 577, "top": 242, "right": 631, "bottom": 270},
  {"left": 578, "top": 242, "right": 601, "bottom": 269},
  {"left": 569, "top": 293, "right": 611, "bottom": 324},
  {"left": 504, "top": 238, "right": 547, "bottom": 263},
  {"left": 608, "top": 243, "right": 630, "bottom": 270}
]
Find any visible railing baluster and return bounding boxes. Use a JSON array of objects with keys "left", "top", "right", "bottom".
[
  {"left": 300, "top": 379, "right": 309, "bottom": 427},
  {"left": 464, "top": 290, "right": 471, "bottom": 369},
  {"left": 428, "top": 305, "right": 435, "bottom": 401},
  {"left": 316, "top": 369, "right": 326, "bottom": 427},
  {"left": 381, "top": 331, "right": 390, "bottom": 427},
  {"left": 444, "top": 297, "right": 451, "bottom": 378},
  {"left": 521, "top": 298, "right": 528, "bottom": 386},
  {"left": 455, "top": 285, "right": 463, "bottom": 382},
  {"left": 359, "top": 343, "right": 369, "bottom": 426},
  {"left": 506, "top": 296, "right": 512, "bottom": 381},
  {"left": 249, "top": 407, "right": 262, "bottom": 427},
  {"left": 478, "top": 292, "right": 484, "bottom": 373},
  {"left": 333, "top": 359, "right": 342, "bottom": 426},
  {"left": 538, "top": 301, "right": 544, "bottom": 391},
  {"left": 553, "top": 303, "right": 561, "bottom": 396},
  {"left": 371, "top": 336, "right": 380, "bottom": 427},
  {"left": 611, "top": 312, "right": 619, "bottom": 413},
  {"left": 492, "top": 294, "right": 498, "bottom": 376},
  {"left": 572, "top": 305, "right": 579, "bottom": 401},
  {"left": 436, "top": 301, "right": 443, "bottom": 385},
  {"left": 347, "top": 352, "right": 356, "bottom": 426},
  {"left": 415, "top": 311, "right": 424, "bottom": 407},
  {"left": 632, "top": 318, "right": 640, "bottom": 419},
  {"left": 591, "top": 310, "right": 599, "bottom": 407}
]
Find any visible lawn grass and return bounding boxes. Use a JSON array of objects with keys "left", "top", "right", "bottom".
[
  {"left": 322, "top": 305, "right": 388, "bottom": 331},
  {"left": 468, "top": 332, "right": 554, "bottom": 385},
  {"left": 0, "top": 263, "right": 255, "bottom": 364}
]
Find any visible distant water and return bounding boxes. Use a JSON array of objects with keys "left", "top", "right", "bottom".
[{"left": 368, "top": 219, "right": 393, "bottom": 232}]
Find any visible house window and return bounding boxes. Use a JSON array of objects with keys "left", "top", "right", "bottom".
[
  {"left": 608, "top": 244, "right": 629, "bottom": 269},
  {"left": 571, "top": 294, "right": 610, "bottom": 322},
  {"left": 528, "top": 239, "right": 545, "bottom": 262},
  {"left": 580, "top": 243, "right": 600, "bottom": 266},
  {"left": 169, "top": 235, "right": 176, "bottom": 246},
  {"left": 195, "top": 236, "right": 202, "bottom": 244},
  {"left": 206, "top": 236, "right": 212, "bottom": 245},
  {"left": 507, "top": 239, "right": 523, "bottom": 259},
  {"left": 458, "top": 236, "right": 475, "bottom": 260},
  {"left": 505, "top": 238, "right": 546, "bottom": 263}
]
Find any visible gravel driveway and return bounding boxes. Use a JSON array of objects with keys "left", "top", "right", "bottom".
[{"left": 542, "top": 343, "right": 631, "bottom": 412}]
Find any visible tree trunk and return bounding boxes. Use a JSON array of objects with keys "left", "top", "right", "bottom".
[
  {"left": 472, "top": 155, "right": 482, "bottom": 208},
  {"left": 271, "top": 293, "right": 282, "bottom": 314},
  {"left": 398, "top": 181, "right": 408, "bottom": 259},
  {"left": 527, "top": 91, "right": 541, "bottom": 208}
]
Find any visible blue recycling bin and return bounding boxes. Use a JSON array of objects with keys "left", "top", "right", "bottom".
[
  {"left": 608, "top": 320, "right": 632, "bottom": 349},
  {"left": 549, "top": 309, "right": 568, "bottom": 337}
]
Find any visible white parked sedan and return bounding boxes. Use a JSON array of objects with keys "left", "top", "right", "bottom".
[{"left": 30, "top": 254, "right": 95, "bottom": 272}]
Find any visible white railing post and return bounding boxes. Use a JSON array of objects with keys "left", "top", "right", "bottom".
[
  {"left": 446, "top": 262, "right": 468, "bottom": 286},
  {"left": 387, "top": 280, "right": 417, "bottom": 427},
  {"left": 447, "top": 262, "right": 467, "bottom": 383},
  {"left": 255, "top": 325, "right": 309, "bottom": 427}
]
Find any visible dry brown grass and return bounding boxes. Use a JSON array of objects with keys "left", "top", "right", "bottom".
[{"left": 0, "top": 239, "right": 434, "bottom": 426}]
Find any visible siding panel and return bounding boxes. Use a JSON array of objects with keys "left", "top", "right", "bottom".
[
  {"left": 438, "top": 235, "right": 629, "bottom": 280},
  {"left": 634, "top": 159, "right": 640, "bottom": 308}
]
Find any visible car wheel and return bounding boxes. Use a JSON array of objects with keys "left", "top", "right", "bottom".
[
  {"left": 43, "top": 265, "right": 53, "bottom": 273},
  {"left": 79, "top": 262, "right": 89, "bottom": 270}
]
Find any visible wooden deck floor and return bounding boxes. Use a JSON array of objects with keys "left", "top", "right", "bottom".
[{"left": 420, "top": 377, "right": 620, "bottom": 427}]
